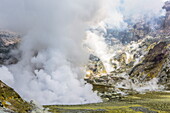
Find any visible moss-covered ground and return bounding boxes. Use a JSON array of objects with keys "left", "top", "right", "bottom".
[{"left": 0, "top": 80, "right": 33, "bottom": 113}]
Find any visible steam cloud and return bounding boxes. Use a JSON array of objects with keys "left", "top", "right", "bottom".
[
  {"left": 0, "top": 0, "right": 103, "bottom": 105},
  {"left": 0, "top": 0, "right": 168, "bottom": 105}
]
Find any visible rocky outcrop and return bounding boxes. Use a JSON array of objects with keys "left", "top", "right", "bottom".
[
  {"left": 0, "top": 31, "right": 20, "bottom": 65},
  {"left": 129, "top": 40, "right": 170, "bottom": 91}
]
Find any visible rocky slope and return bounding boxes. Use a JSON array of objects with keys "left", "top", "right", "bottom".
[
  {"left": 85, "top": 36, "right": 170, "bottom": 101},
  {"left": 85, "top": 2, "right": 170, "bottom": 101}
]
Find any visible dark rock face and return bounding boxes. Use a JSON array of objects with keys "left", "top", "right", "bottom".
[
  {"left": 130, "top": 41, "right": 170, "bottom": 82},
  {"left": 0, "top": 31, "right": 20, "bottom": 65},
  {"left": 144, "top": 41, "right": 168, "bottom": 62}
]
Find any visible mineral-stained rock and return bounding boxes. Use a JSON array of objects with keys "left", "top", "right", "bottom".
[{"left": 130, "top": 40, "right": 170, "bottom": 82}]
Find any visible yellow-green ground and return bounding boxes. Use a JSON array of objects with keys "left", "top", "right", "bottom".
[
  {"left": 45, "top": 92, "right": 170, "bottom": 113},
  {"left": 0, "top": 80, "right": 33, "bottom": 113}
]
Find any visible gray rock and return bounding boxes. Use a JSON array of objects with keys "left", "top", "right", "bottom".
[{"left": 0, "top": 31, "right": 20, "bottom": 65}]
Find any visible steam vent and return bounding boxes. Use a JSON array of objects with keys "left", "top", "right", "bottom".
[{"left": 0, "top": 0, "right": 170, "bottom": 113}]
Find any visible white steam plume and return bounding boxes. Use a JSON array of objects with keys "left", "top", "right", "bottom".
[{"left": 0, "top": 0, "right": 103, "bottom": 105}]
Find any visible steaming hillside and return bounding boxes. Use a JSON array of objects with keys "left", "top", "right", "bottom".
[
  {"left": 84, "top": 1, "right": 170, "bottom": 100},
  {"left": 0, "top": 0, "right": 170, "bottom": 109}
]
